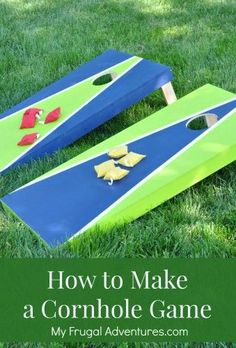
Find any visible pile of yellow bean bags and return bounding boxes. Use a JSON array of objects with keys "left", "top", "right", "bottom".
[{"left": 94, "top": 145, "right": 146, "bottom": 184}]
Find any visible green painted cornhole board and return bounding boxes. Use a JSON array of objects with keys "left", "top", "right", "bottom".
[{"left": 2, "top": 84, "right": 236, "bottom": 246}]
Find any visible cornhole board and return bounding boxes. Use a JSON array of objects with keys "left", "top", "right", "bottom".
[
  {"left": 0, "top": 50, "right": 175, "bottom": 175},
  {"left": 2, "top": 84, "right": 236, "bottom": 246}
]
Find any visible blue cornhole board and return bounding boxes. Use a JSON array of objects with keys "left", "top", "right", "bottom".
[{"left": 0, "top": 50, "right": 173, "bottom": 174}]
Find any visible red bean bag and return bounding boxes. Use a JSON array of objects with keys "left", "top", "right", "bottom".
[
  {"left": 20, "top": 108, "right": 43, "bottom": 129},
  {"left": 17, "top": 133, "right": 40, "bottom": 146},
  {"left": 44, "top": 107, "right": 61, "bottom": 124}
]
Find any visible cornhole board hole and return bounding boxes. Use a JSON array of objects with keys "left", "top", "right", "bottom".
[
  {"left": 0, "top": 49, "right": 175, "bottom": 174},
  {"left": 2, "top": 84, "right": 235, "bottom": 247}
]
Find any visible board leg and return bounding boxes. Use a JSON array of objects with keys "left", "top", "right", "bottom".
[
  {"left": 161, "top": 82, "right": 177, "bottom": 105},
  {"left": 205, "top": 114, "right": 218, "bottom": 128}
]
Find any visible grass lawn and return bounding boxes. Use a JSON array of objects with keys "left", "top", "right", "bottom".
[{"left": 0, "top": 0, "right": 235, "bottom": 346}]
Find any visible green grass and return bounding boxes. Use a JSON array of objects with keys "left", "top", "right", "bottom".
[{"left": 0, "top": 0, "right": 236, "bottom": 346}]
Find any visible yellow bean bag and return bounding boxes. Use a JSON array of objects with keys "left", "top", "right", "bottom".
[
  {"left": 94, "top": 160, "right": 115, "bottom": 178},
  {"left": 108, "top": 145, "right": 128, "bottom": 159},
  {"left": 118, "top": 152, "right": 146, "bottom": 167},
  {"left": 104, "top": 166, "right": 129, "bottom": 182}
]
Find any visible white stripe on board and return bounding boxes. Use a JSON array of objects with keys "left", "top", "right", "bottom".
[
  {"left": 69, "top": 107, "right": 236, "bottom": 240},
  {"left": 12, "top": 96, "right": 236, "bottom": 193},
  {"left": 2, "top": 57, "right": 143, "bottom": 173}
]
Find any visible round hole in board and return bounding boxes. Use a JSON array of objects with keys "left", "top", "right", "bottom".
[
  {"left": 186, "top": 113, "right": 218, "bottom": 130},
  {"left": 93, "top": 73, "right": 116, "bottom": 86}
]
